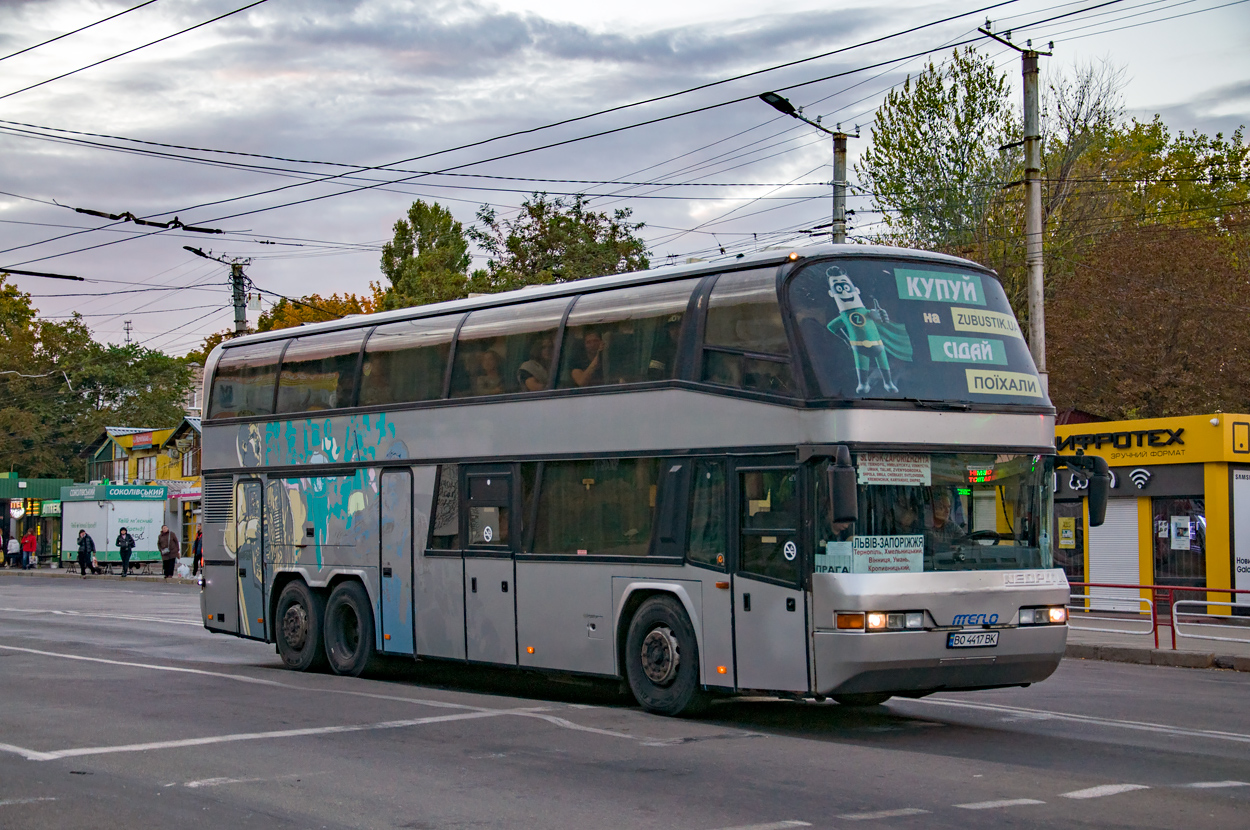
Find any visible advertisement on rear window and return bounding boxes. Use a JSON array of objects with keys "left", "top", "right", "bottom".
[{"left": 788, "top": 259, "right": 1045, "bottom": 404}]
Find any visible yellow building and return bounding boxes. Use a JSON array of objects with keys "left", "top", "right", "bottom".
[{"left": 1055, "top": 413, "right": 1250, "bottom": 615}]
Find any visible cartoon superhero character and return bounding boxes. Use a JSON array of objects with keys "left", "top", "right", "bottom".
[{"left": 825, "top": 266, "right": 912, "bottom": 394}]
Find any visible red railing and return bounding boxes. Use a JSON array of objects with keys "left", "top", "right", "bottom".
[{"left": 1068, "top": 581, "right": 1250, "bottom": 649}]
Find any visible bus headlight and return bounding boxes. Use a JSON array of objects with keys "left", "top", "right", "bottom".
[
  {"left": 866, "top": 612, "right": 888, "bottom": 630},
  {"left": 1049, "top": 606, "right": 1068, "bottom": 624},
  {"left": 1020, "top": 606, "right": 1067, "bottom": 625}
]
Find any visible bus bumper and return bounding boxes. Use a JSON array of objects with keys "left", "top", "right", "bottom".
[{"left": 812, "top": 625, "right": 1067, "bottom": 696}]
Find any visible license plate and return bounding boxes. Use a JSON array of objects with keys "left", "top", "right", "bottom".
[{"left": 947, "top": 631, "right": 999, "bottom": 649}]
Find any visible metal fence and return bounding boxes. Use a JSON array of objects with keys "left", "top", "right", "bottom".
[{"left": 1068, "top": 581, "right": 1250, "bottom": 650}]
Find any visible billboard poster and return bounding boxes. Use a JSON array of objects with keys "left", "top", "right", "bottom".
[
  {"left": 61, "top": 501, "right": 107, "bottom": 558},
  {"left": 1233, "top": 471, "right": 1250, "bottom": 605}
]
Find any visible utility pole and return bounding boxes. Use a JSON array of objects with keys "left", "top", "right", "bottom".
[
  {"left": 123, "top": 320, "right": 133, "bottom": 344},
  {"left": 759, "top": 92, "right": 857, "bottom": 244},
  {"left": 184, "top": 246, "right": 252, "bottom": 337},
  {"left": 980, "top": 24, "right": 1052, "bottom": 394}
]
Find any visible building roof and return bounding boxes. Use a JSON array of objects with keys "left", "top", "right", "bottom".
[
  {"left": 159, "top": 417, "right": 202, "bottom": 449},
  {"left": 81, "top": 426, "right": 174, "bottom": 459},
  {"left": 0, "top": 475, "right": 75, "bottom": 500}
]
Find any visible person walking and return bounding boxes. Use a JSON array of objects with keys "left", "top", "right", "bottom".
[
  {"left": 4, "top": 533, "right": 16, "bottom": 568},
  {"left": 115, "top": 527, "right": 136, "bottom": 577},
  {"left": 158, "top": 524, "right": 179, "bottom": 579},
  {"left": 191, "top": 528, "right": 203, "bottom": 577},
  {"left": 76, "top": 529, "right": 96, "bottom": 577},
  {"left": 20, "top": 529, "right": 37, "bottom": 570}
]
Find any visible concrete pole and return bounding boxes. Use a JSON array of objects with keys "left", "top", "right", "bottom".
[
  {"left": 832, "top": 132, "right": 848, "bottom": 244},
  {"left": 1023, "top": 50, "right": 1047, "bottom": 393},
  {"left": 231, "top": 263, "right": 247, "bottom": 335}
]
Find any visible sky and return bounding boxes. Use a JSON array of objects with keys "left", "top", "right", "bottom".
[{"left": 0, "top": 0, "right": 1246, "bottom": 356}]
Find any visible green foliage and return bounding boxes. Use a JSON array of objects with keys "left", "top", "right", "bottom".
[
  {"left": 467, "top": 194, "right": 649, "bottom": 293},
  {"left": 0, "top": 275, "right": 191, "bottom": 479},
  {"left": 379, "top": 200, "right": 473, "bottom": 308},
  {"left": 856, "top": 48, "right": 1016, "bottom": 250}
]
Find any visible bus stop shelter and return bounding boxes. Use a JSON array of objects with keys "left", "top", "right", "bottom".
[{"left": 60, "top": 484, "right": 168, "bottom": 569}]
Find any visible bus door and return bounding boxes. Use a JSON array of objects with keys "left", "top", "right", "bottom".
[
  {"left": 732, "top": 463, "right": 809, "bottom": 692},
  {"left": 379, "top": 468, "right": 414, "bottom": 655},
  {"left": 463, "top": 466, "right": 517, "bottom": 665},
  {"left": 235, "top": 478, "right": 266, "bottom": 640}
]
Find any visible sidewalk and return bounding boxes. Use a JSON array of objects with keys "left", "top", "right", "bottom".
[
  {"left": 1066, "top": 618, "right": 1250, "bottom": 671},
  {"left": 0, "top": 565, "right": 198, "bottom": 586}
]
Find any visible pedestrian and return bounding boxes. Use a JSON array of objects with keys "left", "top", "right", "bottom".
[
  {"left": 4, "top": 533, "right": 16, "bottom": 568},
  {"left": 76, "top": 529, "right": 96, "bottom": 577},
  {"left": 158, "top": 524, "right": 179, "bottom": 579},
  {"left": 191, "top": 527, "right": 203, "bottom": 577},
  {"left": 115, "top": 526, "right": 136, "bottom": 577},
  {"left": 20, "top": 529, "right": 37, "bottom": 570}
]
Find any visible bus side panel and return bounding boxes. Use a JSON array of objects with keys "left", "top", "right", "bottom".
[
  {"left": 202, "top": 563, "right": 239, "bottom": 633},
  {"left": 516, "top": 561, "right": 614, "bottom": 675}
]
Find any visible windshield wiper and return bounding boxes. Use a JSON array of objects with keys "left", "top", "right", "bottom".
[{"left": 897, "top": 397, "right": 972, "bottom": 411}]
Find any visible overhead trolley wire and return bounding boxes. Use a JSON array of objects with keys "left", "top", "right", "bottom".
[{"left": 0, "top": 0, "right": 165, "bottom": 63}]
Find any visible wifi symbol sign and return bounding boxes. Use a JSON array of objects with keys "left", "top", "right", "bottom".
[{"left": 1129, "top": 468, "right": 1152, "bottom": 489}]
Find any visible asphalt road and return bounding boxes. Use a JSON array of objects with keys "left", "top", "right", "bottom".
[{"left": 0, "top": 572, "right": 1247, "bottom": 829}]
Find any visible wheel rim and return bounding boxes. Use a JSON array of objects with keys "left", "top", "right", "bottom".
[
  {"left": 640, "top": 625, "right": 679, "bottom": 686},
  {"left": 336, "top": 604, "right": 360, "bottom": 655},
  {"left": 282, "top": 603, "right": 308, "bottom": 651}
]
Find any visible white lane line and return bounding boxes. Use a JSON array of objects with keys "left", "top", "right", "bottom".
[
  {"left": 954, "top": 799, "right": 1045, "bottom": 810},
  {"left": 709, "top": 822, "right": 810, "bottom": 830},
  {"left": 1185, "top": 781, "right": 1249, "bottom": 788},
  {"left": 1, "top": 710, "right": 515, "bottom": 761},
  {"left": 0, "top": 797, "right": 56, "bottom": 807},
  {"left": 0, "top": 644, "right": 284, "bottom": 687},
  {"left": 0, "top": 607, "right": 201, "bottom": 626},
  {"left": 839, "top": 808, "right": 930, "bottom": 820},
  {"left": 1062, "top": 784, "right": 1149, "bottom": 799},
  {"left": 912, "top": 697, "right": 1250, "bottom": 745}
]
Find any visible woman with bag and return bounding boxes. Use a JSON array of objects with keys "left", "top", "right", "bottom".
[{"left": 158, "top": 525, "right": 179, "bottom": 579}]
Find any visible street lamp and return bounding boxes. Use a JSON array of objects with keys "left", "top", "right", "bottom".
[{"left": 758, "top": 91, "right": 853, "bottom": 244}]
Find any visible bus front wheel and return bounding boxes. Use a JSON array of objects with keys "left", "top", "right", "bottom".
[
  {"left": 833, "top": 692, "right": 892, "bottom": 707},
  {"left": 625, "top": 595, "right": 708, "bottom": 717},
  {"left": 324, "top": 581, "right": 377, "bottom": 677},
  {"left": 275, "top": 581, "right": 327, "bottom": 672}
]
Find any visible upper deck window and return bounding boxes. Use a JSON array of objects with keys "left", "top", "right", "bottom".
[
  {"left": 449, "top": 298, "right": 570, "bottom": 398},
  {"left": 701, "top": 269, "right": 795, "bottom": 396},
  {"left": 207, "top": 340, "right": 285, "bottom": 419},
  {"left": 360, "top": 314, "right": 462, "bottom": 406},
  {"left": 557, "top": 279, "right": 698, "bottom": 389},
  {"left": 788, "top": 258, "right": 1044, "bottom": 404},
  {"left": 276, "top": 329, "right": 365, "bottom": 413}
]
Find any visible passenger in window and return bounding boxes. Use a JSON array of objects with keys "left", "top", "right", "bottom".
[
  {"left": 887, "top": 489, "right": 924, "bottom": 535},
  {"left": 570, "top": 329, "right": 605, "bottom": 387},
  {"left": 517, "top": 338, "right": 553, "bottom": 392},
  {"left": 471, "top": 349, "right": 506, "bottom": 396},
  {"left": 646, "top": 316, "right": 682, "bottom": 380},
  {"left": 925, "top": 489, "right": 967, "bottom": 550}
]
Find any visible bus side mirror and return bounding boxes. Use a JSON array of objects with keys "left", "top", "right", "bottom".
[
  {"left": 829, "top": 445, "right": 858, "bottom": 524},
  {"left": 1087, "top": 457, "right": 1110, "bottom": 527}
]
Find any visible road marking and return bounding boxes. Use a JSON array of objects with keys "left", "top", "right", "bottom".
[
  {"left": 0, "top": 644, "right": 285, "bottom": 687},
  {"left": 709, "top": 823, "right": 810, "bottom": 830},
  {"left": 0, "top": 607, "right": 201, "bottom": 627},
  {"left": 912, "top": 697, "right": 1250, "bottom": 745},
  {"left": 1186, "top": 781, "right": 1249, "bottom": 788},
  {"left": 1062, "top": 784, "right": 1149, "bottom": 799},
  {"left": 839, "top": 808, "right": 930, "bottom": 820},
  {"left": 181, "top": 773, "right": 309, "bottom": 789},
  {"left": 0, "top": 797, "right": 56, "bottom": 807},
  {"left": 0, "top": 710, "right": 516, "bottom": 762},
  {"left": 954, "top": 799, "right": 1045, "bottom": 810}
]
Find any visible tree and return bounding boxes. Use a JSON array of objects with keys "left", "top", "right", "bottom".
[
  {"left": 467, "top": 194, "right": 649, "bottom": 293},
  {"left": 257, "top": 289, "right": 384, "bottom": 332},
  {"left": 0, "top": 275, "right": 192, "bottom": 479},
  {"left": 856, "top": 48, "right": 1016, "bottom": 252},
  {"left": 379, "top": 199, "right": 473, "bottom": 308}
]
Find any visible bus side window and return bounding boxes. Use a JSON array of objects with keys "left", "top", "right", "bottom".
[
  {"left": 687, "top": 459, "right": 726, "bottom": 568},
  {"left": 531, "top": 458, "right": 659, "bottom": 557},
  {"left": 276, "top": 329, "right": 365, "bottom": 414},
  {"left": 428, "top": 465, "right": 460, "bottom": 550},
  {"left": 701, "top": 269, "right": 796, "bottom": 396},
  {"left": 360, "top": 315, "right": 461, "bottom": 406},
  {"left": 449, "top": 299, "right": 569, "bottom": 398},
  {"left": 208, "top": 340, "right": 285, "bottom": 419}
]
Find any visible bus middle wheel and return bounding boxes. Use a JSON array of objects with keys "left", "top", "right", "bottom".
[
  {"left": 324, "top": 580, "right": 377, "bottom": 677},
  {"left": 275, "top": 580, "right": 327, "bottom": 672}
]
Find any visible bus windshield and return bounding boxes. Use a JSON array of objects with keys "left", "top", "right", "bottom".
[
  {"left": 788, "top": 258, "right": 1045, "bottom": 404},
  {"left": 816, "top": 453, "right": 1054, "bottom": 573}
]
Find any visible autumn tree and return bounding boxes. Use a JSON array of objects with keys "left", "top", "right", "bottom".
[
  {"left": 467, "top": 194, "right": 649, "bottom": 294},
  {"left": 379, "top": 199, "right": 473, "bottom": 308},
  {"left": 257, "top": 289, "right": 384, "bottom": 332}
]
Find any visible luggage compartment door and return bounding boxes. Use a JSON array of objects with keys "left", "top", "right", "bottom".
[{"left": 380, "top": 468, "right": 415, "bottom": 654}]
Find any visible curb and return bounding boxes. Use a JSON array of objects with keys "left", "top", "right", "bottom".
[
  {"left": 0, "top": 569, "right": 198, "bottom": 586},
  {"left": 1065, "top": 642, "right": 1249, "bottom": 671}
]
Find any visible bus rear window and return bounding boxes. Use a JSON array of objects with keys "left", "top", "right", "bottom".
[
  {"left": 788, "top": 259, "right": 1044, "bottom": 404},
  {"left": 208, "top": 340, "right": 285, "bottom": 419}
]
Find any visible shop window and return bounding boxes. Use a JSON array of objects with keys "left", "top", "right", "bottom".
[
  {"left": 1152, "top": 497, "right": 1206, "bottom": 587},
  {"left": 687, "top": 458, "right": 726, "bottom": 568},
  {"left": 557, "top": 279, "right": 698, "bottom": 389},
  {"left": 702, "top": 269, "right": 796, "bottom": 395},
  {"left": 449, "top": 299, "right": 569, "bottom": 398},
  {"left": 276, "top": 329, "right": 365, "bottom": 413},
  {"left": 360, "top": 315, "right": 462, "bottom": 406},
  {"left": 532, "top": 458, "right": 659, "bottom": 556},
  {"left": 208, "top": 340, "right": 285, "bottom": 419},
  {"left": 1053, "top": 501, "right": 1085, "bottom": 582}
]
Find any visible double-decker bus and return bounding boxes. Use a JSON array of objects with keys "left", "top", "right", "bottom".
[{"left": 198, "top": 244, "right": 1104, "bottom": 715}]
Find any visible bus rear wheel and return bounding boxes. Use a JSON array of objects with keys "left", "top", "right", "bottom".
[
  {"left": 625, "top": 595, "right": 708, "bottom": 717},
  {"left": 833, "top": 692, "right": 892, "bottom": 707},
  {"left": 275, "top": 581, "right": 327, "bottom": 672},
  {"left": 324, "top": 581, "right": 377, "bottom": 677}
]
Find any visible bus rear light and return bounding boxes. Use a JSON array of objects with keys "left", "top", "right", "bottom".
[{"left": 836, "top": 612, "right": 865, "bottom": 630}]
